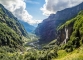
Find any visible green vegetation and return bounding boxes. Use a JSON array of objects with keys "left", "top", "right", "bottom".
[
  {"left": 0, "top": 4, "right": 58, "bottom": 60},
  {"left": 0, "top": 22, "right": 24, "bottom": 50},
  {"left": 57, "top": 11, "right": 83, "bottom": 52},
  {"left": 0, "top": 3, "right": 83, "bottom": 60},
  {"left": 64, "top": 11, "right": 83, "bottom": 52},
  {"left": 0, "top": 45, "right": 58, "bottom": 60},
  {"left": 0, "top": 3, "right": 30, "bottom": 51},
  {"left": 53, "top": 45, "right": 83, "bottom": 60},
  {"left": 0, "top": 4, "right": 28, "bottom": 37},
  {"left": 52, "top": 10, "right": 83, "bottom": 60}
]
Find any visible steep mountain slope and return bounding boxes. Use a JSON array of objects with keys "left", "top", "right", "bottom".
[
  {"left": 0, "top": 4, "right": 27, "bottom": 37},
  {"left": 0, "top": 11, "right": 83, "bottom": 60},
  {"left": 0, "top": 3, "right": 83, "bottom": 60},
  {"left": 0, "top": 4, "right": 28, "bottom": 50},
  {"left": 19, "top": 20, "right": 35, "bottom": 33},
  {"left": 35, "top": 2, "right": 83, "bottom": 44},
  {"left": 58, "top": 10, "right": 83, "bottom": 50},
  {"left": 51, "top": 10, "right": 83, "bottom": 60}
]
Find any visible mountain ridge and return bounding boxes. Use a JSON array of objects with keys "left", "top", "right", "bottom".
[
  {"left": 0, "top": 3, "right": 28, "bottom": 36},
  {"left": 0, "top": 2, "right": 83, "bottom": 60},
  {"left": 19, "top": 20, "right": 36, "bottom": 33},
  {"left": 35, "top": 2, "right": 83, "bottom": 44},
  {"left": 0, "top": 4, "right": 29, "bottom": 51}
]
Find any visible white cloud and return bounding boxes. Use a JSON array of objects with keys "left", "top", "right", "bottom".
[
  {"left": 28, "top": 19, "right": 42, "bottom": 25},
  {"left": 41, "top": 0, "right": 83, "bottom": 16},
  {"left": 0, "top": 0, "right": 41, "bottom": 25}
]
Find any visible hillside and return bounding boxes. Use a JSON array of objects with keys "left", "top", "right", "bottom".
[
  {"left": 35, "top": 2, "right": 83, "bottom": 44},
  {"left": 0, "top": 4, "right": 28, "bottom": 51},
  {"left": 0, "top": 2, "right": 83, "bottom": 60},
  {"left": 57, "top": 10, "right": 83, "bottom": 51},
  {"left": 52, "top": 10, "right": 83, "bottom": 60},
  {"left": 0, "top": 4, "right": 28, "bottom": 37}
]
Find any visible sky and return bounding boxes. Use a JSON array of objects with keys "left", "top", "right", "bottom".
[
  {"left": 0, "top": 0, "right": 83, "bottom": 26},
  {"left": 25, "top": 0, "right": 46, "bottom": 20}
]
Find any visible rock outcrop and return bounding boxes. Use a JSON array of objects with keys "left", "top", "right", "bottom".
[{"left": 57, "top": 22, "right": 74, "bottom": 45}]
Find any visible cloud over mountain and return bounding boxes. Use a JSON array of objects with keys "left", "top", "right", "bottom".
[
  {"left": 41, "top": 0, "right": 83, "bottom": 16},
  {"left": 0, "top": 0, "right": 41, "bottom": 25}
]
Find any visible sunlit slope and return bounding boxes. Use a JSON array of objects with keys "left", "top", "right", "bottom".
[
  {"left": 52, "top": 10, "right": 83, "bottom": 60},
  {"left": 53, "top": 45, "right": 83, "bottom": 60},
  {"left": 0, "top": 4, "right": 28, "bottom": 51}
]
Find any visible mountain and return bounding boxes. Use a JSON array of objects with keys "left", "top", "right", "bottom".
[
  {"left": 55, "top": 10, "right": 83, "bottom": 54},
  {"left": 35, "top": 2, "right": 83, "bottom": 44},
  {"left": 57, "top": 10, "right": 83, "bottom": 52},
  {"left": 0, "top": 3, "right": 83, "bottom": 60},
  {"left": 0, "top": 4, "right": 28, "bottom": 51},
  {"left": 19, "top": 20, "right": 36, "bottom": 33}
]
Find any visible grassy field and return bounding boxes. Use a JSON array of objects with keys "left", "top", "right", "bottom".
[{"left": 53, "top": 45, "right": 83, "bottom": 60}]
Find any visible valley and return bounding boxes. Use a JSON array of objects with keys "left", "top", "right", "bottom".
[{"left": 0, "top": 2, "right": 83, "bottom": 60}]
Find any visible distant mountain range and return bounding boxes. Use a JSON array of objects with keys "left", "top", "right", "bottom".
[{"left": 19, "top": 20, "right": 36, "bottom": 33}]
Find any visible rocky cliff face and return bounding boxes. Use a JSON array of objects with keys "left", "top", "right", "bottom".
[
  {"left": 35, "top": 2, "right": 83, "bottom": 44},
  {"left": 57, "top": 22, "right": 74, "bottom": 45},
  {"left": 58, "top": 11, "right": 83, "bottom": 49}
]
